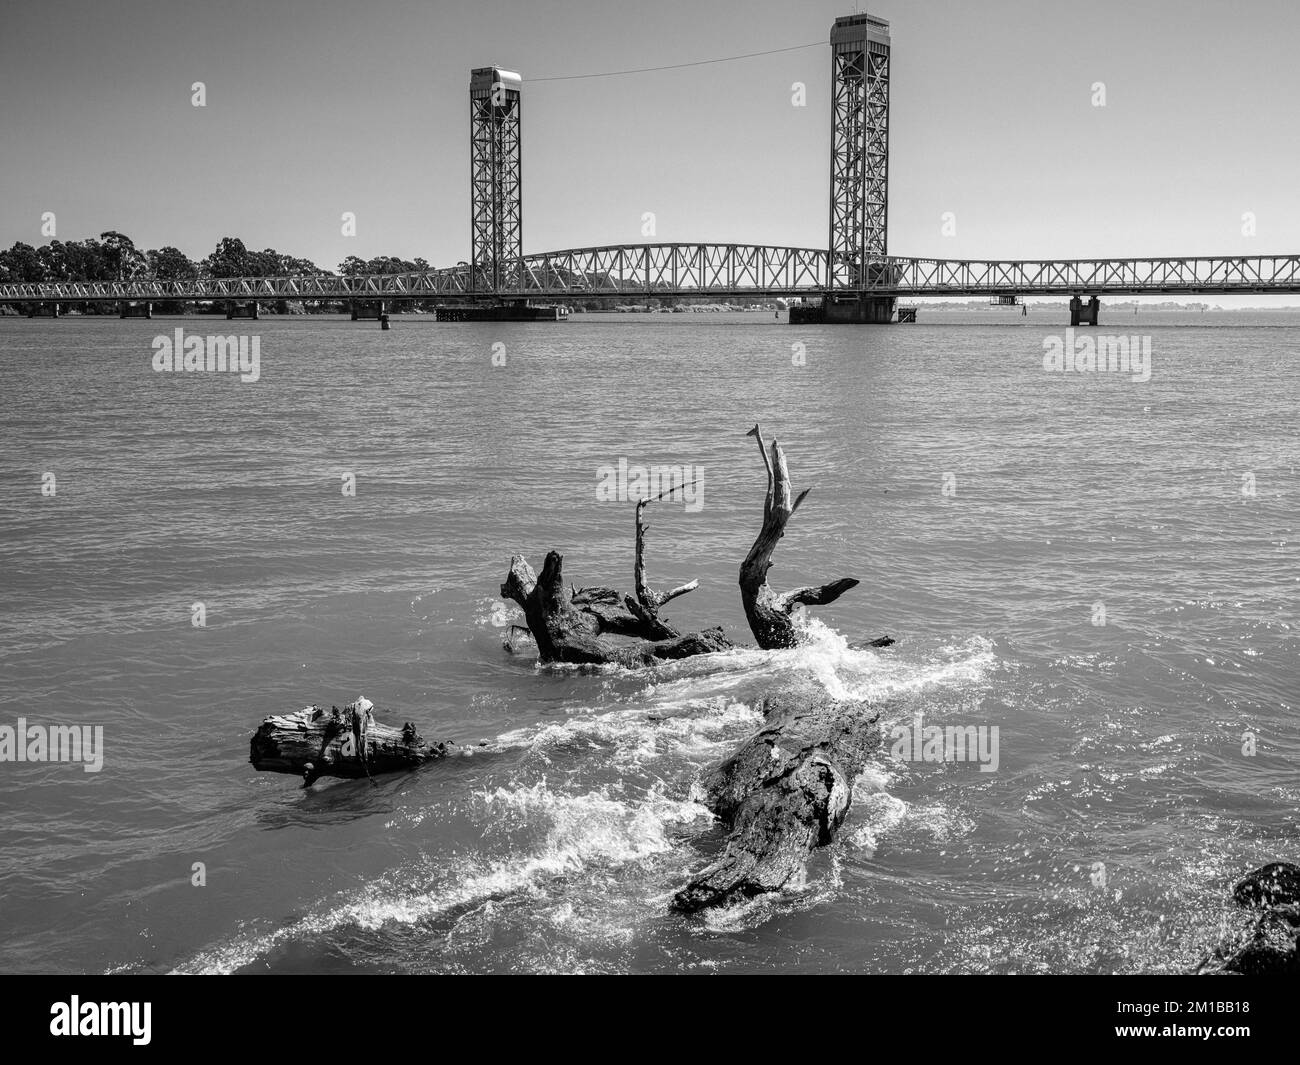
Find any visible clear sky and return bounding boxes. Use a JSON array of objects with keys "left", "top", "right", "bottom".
[{"left": 2, "top": 0, "right": 1298, "bottom": 289}]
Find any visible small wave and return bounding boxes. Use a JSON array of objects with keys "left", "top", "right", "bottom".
[
  {"left": 782, "top": 618, "right": 997, "bottom": 702},
  {"left": 698, "top": 855, "right": 846, "bottom": 934},
  {"left": 609, "top": 619, "right": 996, "bottom": 711},
  {"left": 173, "top": 780, "right": 710, "bottom": 974},
  {"left": 176, "top": 623, "right": 997, "bottom": 970},
  {"left": 493, "top": 696, "right": 761, "bottom": 767}
]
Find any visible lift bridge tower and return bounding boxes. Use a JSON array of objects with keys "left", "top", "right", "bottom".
[
  {"left": 469, "top": 66, "right": 523, "bottom": 294},
  {"left": 826, "top": 13, "right": 895, "bottom": 323}
]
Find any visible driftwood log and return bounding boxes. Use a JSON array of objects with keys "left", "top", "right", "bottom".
[
  {"left": 502, "top": 551, "right": 730, "bottom": 666},
  {"left": 673, "top": 684, "right": 882, "bottom": 912},
  {"left": 503, "top": 490, "right": 732, "bottom": 666},
  {"left": 249, "top": 699, "right": 450, "bottom": 786},
  {"left": 1194, "top": 861, "right": 1300, "bottom": 974},
  {"left": 739, "top": 424, "right": 892, "bottom": 650}
]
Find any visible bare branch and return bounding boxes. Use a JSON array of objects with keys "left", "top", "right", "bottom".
[
  {"left": 633, "top": 490, "right": 698, "bottom": 617},
  {"left": 658, "top": 579, "right": 699, "bottom": 605},
  {"left": 739, "top": 425, "right": 866, "bottom": 649},
  {"left": 778, "top": 578, "right": 861, "bottom": 611},
  {"left": 747, "top": 424, "right": 773, "bottom": 516}
]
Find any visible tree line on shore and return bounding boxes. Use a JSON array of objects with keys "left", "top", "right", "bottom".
[
  {"left": 0, "top": 231, "right": 429, "bottom": 286},
  {"left": 0, "top": 232, "right": 449, "bottom": 313},
  {"left": 0, "top": 232, "right": 779, "bottom": 314}
]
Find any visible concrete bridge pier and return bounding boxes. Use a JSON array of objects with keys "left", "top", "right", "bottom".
[
  {"left": 1069, "top": 295, "right": 1100, "bottom": 327},
  {"left": 794, "top": 294, "right": 897, "bottom": 324},
  {"left": 825, "top": 294, "right": 897, "bottom": 323},
  {"left": 433, "top": 302, "right": 566, "bottom": 322},
  {"left": 226, "top": 301, "right": 259, "bottom": 320},
  {"left": 350, "top": 299, "right": 387, "bottom": 322},
  {"left": 119, "top": 301, "right": 152, "bottom": 319}
]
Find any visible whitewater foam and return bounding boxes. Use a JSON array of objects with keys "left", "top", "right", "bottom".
[
  {"left": 173, "top": 780, "right": 711, "bottom": 974},
  {"left": 173, "top": 623, "right": 998, "bottom": 972}
]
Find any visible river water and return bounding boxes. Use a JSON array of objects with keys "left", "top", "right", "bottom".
[{"left": 0, "top": 308, "right": 1295, "bottom": 973}]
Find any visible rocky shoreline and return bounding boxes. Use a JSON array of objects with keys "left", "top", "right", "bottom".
[{"left": 1196, "top": 862, "right": 1300, "bottom": 974}]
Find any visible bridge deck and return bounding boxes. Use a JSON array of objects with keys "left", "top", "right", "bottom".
[{"left": 3, "top": 245, "right": 1300, "bottom": 303}]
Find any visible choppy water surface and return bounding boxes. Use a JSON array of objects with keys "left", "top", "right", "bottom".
[{"left": 0, "top": 308, "right": 1295, "bottom": 974}]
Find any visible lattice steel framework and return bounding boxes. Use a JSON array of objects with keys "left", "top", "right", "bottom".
[
  {"left": 829, "top": 14, "right": 890, "bottom": 289},
  {"left": 469, "top": 66, "right": 523, "bottom": 293},
  {"left": 857, "top": 254, "right": 1300, "bottom": 295},
  {"left": 7, "top": 252, "right": 1300, "bottom": 304},
  {"left": 516, "top": 243, "right": 829, "bottom": 296}
]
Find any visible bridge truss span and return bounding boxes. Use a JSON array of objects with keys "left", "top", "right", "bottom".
[
  {"left": 0, "top": 270, "right": 472, "bottom": 304},
  {"left": 871, "top": 254, "right": 1300, "bottom": 297},
  {"left": 4, "top": 248, "right": 1300, "bottom": 304},
  {"left": 516, "top": 243, "right": 829, "bottom": 298}
]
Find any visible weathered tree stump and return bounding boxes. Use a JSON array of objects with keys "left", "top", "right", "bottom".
[
  {"left": 502, "top": 551, "right": 731, "bottom": 667},
  {"left": 249, "top": 698, "right": 450, "bottom": 786},
  {"left": 502, "top": 471, "right": 734, "bottom": 666},
  {"left": 673, "top": 685, "right": 882, "bottom": 912},
  {"left": 739, "top": 424, "right": 892, "bottom": 650}
]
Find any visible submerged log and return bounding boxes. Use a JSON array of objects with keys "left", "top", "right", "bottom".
[
  {"left": 739, "top": 424, "right": 892, "bottom": 650},
  {"left": 673, "top": 685, "right": 882, "bottom": 912},
  {"left": 501, "top": 549, "right": 732, "bottom": 667},
  {"left": 249, "top": 698, "right": 450, "bottom": 786}
]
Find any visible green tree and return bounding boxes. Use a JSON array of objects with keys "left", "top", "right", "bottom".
[
  {"left": 0, "top": 242, "right": 45, "bottom": 282},
  {"left": 366, "top": 255, "right": 416, "bottom": 274},
  {"left": 147, "top": 246, "right": 199, "bottom": 281},
  {"left": 244, "top": 248, "right": 283, "bottom": 276},
  {"left": 99, "top": 231, "right": 146, "bottom": 281},
  {"left": 280, "top": 255, "right": 325, "bottom": 275},
  {"left": 203, "top": 237, "right": 252, "bottom": 278}
]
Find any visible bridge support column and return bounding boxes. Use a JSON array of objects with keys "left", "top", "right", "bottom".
[
  {"left": 225, "top": 301, "right": 259, "bottom": 320},
  {"left": 433, "top": 302, "right": 565, "bottom": 322},
  {"left": 350, "top": 300, "right": 387, "bottom": 322},
  {"left": 823, "top": 294, "right": 897, "bottom": 324},
  {"left": 1069, "top": 295, "right": 1100, "bottom": 327}
]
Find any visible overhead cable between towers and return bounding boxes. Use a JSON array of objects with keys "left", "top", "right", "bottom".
[{"left": 530, "top": 41, "right": 823, "bottom": 82}]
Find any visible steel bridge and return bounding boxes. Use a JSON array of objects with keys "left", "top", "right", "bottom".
[
  {"left": 5, "top": 249, "right": 1300, "bottom": 304},
  {"left": 3, "top": 13, "right": 1297, "bottom": 322}
]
